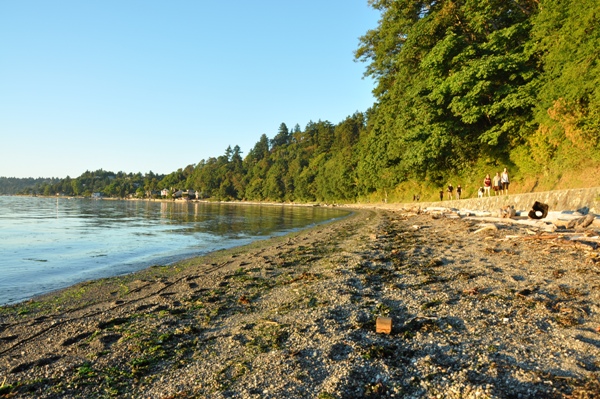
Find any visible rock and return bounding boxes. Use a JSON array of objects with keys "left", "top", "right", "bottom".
[{"left": 500, "top": 206, "right": 517, "bottom": 219}]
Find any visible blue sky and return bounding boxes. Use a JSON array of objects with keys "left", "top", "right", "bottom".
[{"left": 0, "top": 1, "right": 379, "bottom": 178}]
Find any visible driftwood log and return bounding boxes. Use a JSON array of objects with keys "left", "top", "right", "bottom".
[
  {"left": 567, "top": 213, "right": 596, "bottom": 229},
  {"left": 466, "top": 216, "right": 557, "bottom": 232}
]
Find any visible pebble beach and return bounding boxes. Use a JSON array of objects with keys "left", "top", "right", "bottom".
[{"left": 1, "top": 206, "right": 600, "bottom": 398}]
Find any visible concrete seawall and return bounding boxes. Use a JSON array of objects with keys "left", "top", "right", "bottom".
[{"left": 353, "top": 187, "right": 600, "bottom": 214}]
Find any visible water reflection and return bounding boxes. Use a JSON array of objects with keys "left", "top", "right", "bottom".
[{"left": 73, "top": 200, "right": 344, "bottom": 238}]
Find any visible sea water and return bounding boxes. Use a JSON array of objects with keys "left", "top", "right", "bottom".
[{"left": 0, "top": 196, "right": 349, "bottom": 305}]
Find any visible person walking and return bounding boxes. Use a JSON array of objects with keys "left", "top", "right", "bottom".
[
  {"left": 456, "top": 184, "right": 462, "bottom": 200},
  {"left": 447, "top": 183, "right": 454, "bottom": 200},
  {"left": 501, "top": 168, "right": 510, "bottom": 195},
  {"left": 492, "top": 172, "right": 501, "bottom": 196},
  {"left": 483, "top": 174, "right": 492, "bottom": 197}
]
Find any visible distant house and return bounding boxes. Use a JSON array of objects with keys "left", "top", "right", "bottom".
[
  {"left": 160, "top": 188, "right": 170, "bottom": 197},
  {"left": 173, "top": 190, "right": 183, "bottom": 199},
  {"left": 186, "top": 189, "right": 196, "bottom": 199},
  {"left": 146, "top": 190, "right": 161, "bottom": 198},
  {"left": 91, "top": 192, "right": 103, "bottom": 199}
]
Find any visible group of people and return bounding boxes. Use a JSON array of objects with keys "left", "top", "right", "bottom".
[
  {"left": 441, "top": 183, "right": 462, "bottom": 200},
  {"left": 438, "top": 168, "right": 510, "bottom": 201},
  {"left": 481, "top": 168, "right": 510, "bottom": 197}
]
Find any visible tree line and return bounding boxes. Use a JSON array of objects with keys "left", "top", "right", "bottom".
[{"left": 3, "top": 0, "right": 599, "bottom": 201}]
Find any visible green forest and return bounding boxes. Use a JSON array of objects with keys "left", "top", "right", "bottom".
[{"left": 2, "top": 0, "right": 599, "bottom": 202}]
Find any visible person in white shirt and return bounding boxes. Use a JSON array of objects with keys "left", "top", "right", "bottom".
[{"left": 500, "top": 168, "right": 510, "bottom": 195}]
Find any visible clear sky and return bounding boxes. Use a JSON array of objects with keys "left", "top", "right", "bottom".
[{"left": 0, "top": 1, "right": 379, "bottom": 179}]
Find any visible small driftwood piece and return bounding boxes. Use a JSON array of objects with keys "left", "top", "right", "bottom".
[
  {"left": 522, "top": 232, "right": 600, "bottom": 250},
  {"left": 521, "top": 234, "right": 559, "bottom": 241},
  {"left": 472, "top": 224, "right": 498, "bottom": 234}
]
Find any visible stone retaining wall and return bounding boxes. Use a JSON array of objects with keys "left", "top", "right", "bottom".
[{"left": 407, "top": 186, "right": 600, "bottom": 213}]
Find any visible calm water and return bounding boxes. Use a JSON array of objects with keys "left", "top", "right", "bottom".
[{"left": 0, "top": 196, "right": 349, "bottom": 305}]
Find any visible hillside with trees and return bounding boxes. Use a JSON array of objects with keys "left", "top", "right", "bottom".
[
  {"left": 355, "top": 0, "right": 599, "bottom": 199},
  {"left": 3, "top": 0, "right": 599, "bottom": 202}
]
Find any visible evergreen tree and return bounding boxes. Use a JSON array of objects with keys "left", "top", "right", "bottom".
[{"left": 271, "top": 123, "right": 290, "bottom": 149}]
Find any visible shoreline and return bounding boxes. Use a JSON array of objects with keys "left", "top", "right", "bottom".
[
  {"left": 2, "top": 206, "right": 600, "bottom": 398},
  {"left": 8, "top": 184, "right": 600, "bottom": 209}
]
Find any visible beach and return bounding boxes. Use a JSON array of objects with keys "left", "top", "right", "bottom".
[{"left": 1, "top": 206, "right": 600, "bottom": 398}]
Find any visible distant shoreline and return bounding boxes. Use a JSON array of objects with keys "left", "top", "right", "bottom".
[{"left": 7, "top": 194, "right": 340, "bottom": 208}]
